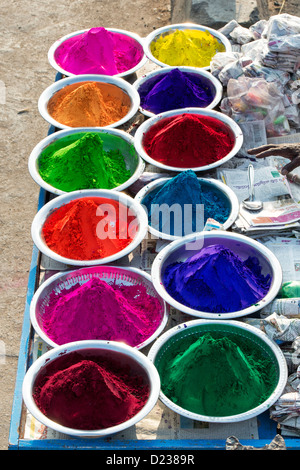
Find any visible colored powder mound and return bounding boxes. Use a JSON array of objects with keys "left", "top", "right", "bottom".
[
  {"left": 54, "top": 27, "right": 144, "bottom": 75},
  {"left": 33, "top": 352, "right": 149, "bottom": 430},
  {"left": 41, "top": 197, "right": 138, "bottom": 261},
  {"left": 38, "top": 132, "right": 131, "bottom": 192},
  {"left": 278, "top": 281, "right": 300, "bottom": 298},
  {"left": 143, "top": 113, "right": 234, "bottom": 168},
  {"left": 139, "top": 68, "right": 215, "bottom": 114},
  {"left": 42, "top": 277, "right": 163, "bottom": 347},
  {"left": 158, "top": 332, "right": 277, "bottom": 417},
  {"left": 142, "top": 170, "right": 230, "bottom": 236},
  {"left": 150, "top": 29, "right": 225, "bottom": 67},
  {"left": 163, "top": 244, "right": 271, "bottom": 313},
  {"left": 47, "top": 81, "right": 130, "bottom": 127}
]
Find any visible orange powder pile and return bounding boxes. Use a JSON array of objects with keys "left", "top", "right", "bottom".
[
  {"left": 47, "top": 81, "right": 131, "bottom": 127},
  {"left": 42, "top": 197, "right": 138, "bottom": 261}
]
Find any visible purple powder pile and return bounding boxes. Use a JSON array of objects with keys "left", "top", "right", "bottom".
[
  {"left": 163, "top": 244, "right": 271, "bottom": 313},
  {"left": 138, "top": 68, "right": 215, "bottom": 114}
]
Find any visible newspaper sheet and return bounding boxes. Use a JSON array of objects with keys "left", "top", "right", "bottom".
[
  {"left": 260, "top": 236, "right": 300, "bottom": 282},
  {"left": 218, "top": 163, "right": 300, "bottom": 235}
]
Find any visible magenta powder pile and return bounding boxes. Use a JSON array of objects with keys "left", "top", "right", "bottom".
[
  {"left": 54, "top": 27, "right": 144, "bottom": 75},
  {"left": 41, "top": 277, "right": 163, "bottom": 347}
]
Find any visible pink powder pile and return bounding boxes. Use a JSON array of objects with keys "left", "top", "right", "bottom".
[
  {"left": 54, "top": 27, "right": 144, "bottom": 75},
  {"left": 41, "top": 277, "right": 163, "bottom": 347}
]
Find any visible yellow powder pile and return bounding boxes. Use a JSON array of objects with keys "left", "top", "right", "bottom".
[
  {"left": 150, "top": 29, "right": 226, "bottom": 68},
  {"left": 47, "top": 81, "right": 131, "bottom": 127}
]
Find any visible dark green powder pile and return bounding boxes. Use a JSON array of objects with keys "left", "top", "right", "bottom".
[{"left": 157, "top": 331, "right": 278, "bottom": 417}]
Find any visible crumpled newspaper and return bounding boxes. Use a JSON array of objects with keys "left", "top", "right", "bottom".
[
  {"left": 270, "top": 365, "right": 300, "bottom": 430},
  {"left": 226, "top": 434, "right": 286, "bottom": 450},
  {"left": 246, "top": 312, "right": 300, "bottom": 343}
]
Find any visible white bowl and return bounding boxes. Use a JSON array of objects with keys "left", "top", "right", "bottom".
[
  {"left": 38, "top": 74, "right": 140, "bottom": 130},
  {"left": 48, "top": 28, "right": 147, "bottom": 78},
  {"left": 28, "top": 127, "right": 145, "bottom": 195},
  {"left": 134, "top": 108, "right": 243, "bottom": 172},
  {"left": 144, "top": 23, "right": 232, "bottom": 70},
  {"left": 30, "top": 265, "right": 168, "bottom": 349},
  {"left": 31, "top": 189, "right": 148, "bottom": 266},
  {"left": 148, "top": 319, "right": 288, "bottom": 423},
  {"left": 132, "top": 66, "right": 223, "bottom": 117},
  {"left": 134, "top": 176, "right": 239, "bottom": 241},
  {"left": 151, "top": 230, "right": 282, "bottom": 319},
  {"left": 22, "top": 340, "right": 161, "bottom": 438}
]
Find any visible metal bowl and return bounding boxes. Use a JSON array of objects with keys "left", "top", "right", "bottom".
[
  {"left": 132, "top": 66, "right": 223, "bottom": 117},
  {"left": 134, "top": 176, "right": 239, "bottom": 241},
  {"left": 143, "top": 23, "right": 232, "bottom": 70},
  {"left": 30, "top": 265, "right": 168, "bottom": 349},
  {"left": 134, "top": 108, "right": 243, "bottom": 172},
  {"left": 22, "top": 340, "right": 161, "bottom": 438},
  {"left": 38, "top": 74, "right": 140, "bottom": 130},
  {"left": 28, "top": 127, "right": 145, "bottom": 195},
  {"left": 31, "top": 189, "right": 148, "bottom": 266},
  {"left": 151, "top": 230, "right": 282, "bottom": 319},
  {"left": 148, "top": 319, "right": 288, "bottom": 423},
  {"left": 48, "top": 27, "right": 147, "bottom": 78}
]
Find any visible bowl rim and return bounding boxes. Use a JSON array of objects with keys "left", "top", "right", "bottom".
[
  {"left": 151, "top": 230, "right": 283, "bottom": 319},
  {"left": 133, "top": 107, "right": 244, "bottom": 172},
  {"left": 31, "top": 189, "right": 148, "bottom": 266},
  {"left": 134, "top": 176, "right": 240, "bottom": 241},
  {"left": 22, "top": 339, "right": 161, "bottom": 438},
  {"left": 132, "top": 65, "right": 223, "bottom": 117},
  {"left": 48, "top": 27, "right": 148, "bottom": 78},
  {"left": 147, "top": 318, "right": 288, "bottom": 423},
  {"left": 143, "top": 22, "right": 232, "bottom": 70},
  {"left": 29, "top": 265, "right": 169, "bottom": 349},
  {"left": 28, "top": 127, "right": 145, "bottom": 195},
  {"left": 37, "top": 74, "right": 141, "bottom": 130}
]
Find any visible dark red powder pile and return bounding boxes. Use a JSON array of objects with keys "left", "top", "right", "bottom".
[
  {"left": 33, "top": 351, "right": 149, "bottom": 430},
  {"left": 143, "top": 113, "right": 235, "bottom": 168}
]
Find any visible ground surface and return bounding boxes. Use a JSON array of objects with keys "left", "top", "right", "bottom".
[{"left": 1, "top": 0, "right": 300, "bottom": 451}]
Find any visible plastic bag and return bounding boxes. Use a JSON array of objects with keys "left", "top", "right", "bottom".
[
  {"left": 259, "top": 14, "right": 300, "bottom": 73},
  {"left": 230, "top": 25, "right": 254, "bottom": 44},
  {"left": 220, "top": 76, "right": 290, "bottom": 137},
  {"left": 266, "top": 13, "right": 300, "bottom": 52},
  {"left": 218, "top": 19, "right": 239, "bottom": 38},
  {"left": 249, "top": 19, "right": 268, "bottom": 39},
  {"left": 219, "top": 57, "right": 252, "bottom": 85},
  {"left": 240, "top": 38, "right": 268, "bottom": 62},
  {"left": 209, "top": 51, "right": 241, "bottom": 78},
  {"left": 243, "top": 62, "right": 290, "bottom": 90}
]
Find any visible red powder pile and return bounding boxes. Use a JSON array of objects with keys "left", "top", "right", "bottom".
[
  {"left": 143, "top": 113, "right": 235, "bottom": 168},
  {"left": 33, "top": 352, "right": 149, "bottom": 430},
  {"left": 41, "top": 197, "right": 138, "bottom": 260}
]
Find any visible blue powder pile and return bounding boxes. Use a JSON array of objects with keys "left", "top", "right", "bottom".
[
  {"left": 163, "top": 244, "right": 272, "bottom": 313},
  {"left": 138, "top": 68, "right": 215, "bottom": 114},
  {"left": 142, "top": 170, "right": 230, "bottom": 237}
]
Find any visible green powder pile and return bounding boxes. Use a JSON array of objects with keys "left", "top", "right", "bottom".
[
  {"left": 157, "top": 332, "right": 277, "bottom": 417},
  {"left": 38, "top": 132, "right": 132, "bottom": 191}
]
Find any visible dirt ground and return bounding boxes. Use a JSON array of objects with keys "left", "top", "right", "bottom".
[
  {"left": 1, "top": 0, "right": 300, "bottom": 451},
  {"left": 266, "top": 0, "right": 300, "bottom": 16}
]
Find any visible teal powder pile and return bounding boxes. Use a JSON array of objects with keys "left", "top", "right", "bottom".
[
  {"left": 157, "top": 331, "right": 278, "bottom": 417},
  {"left": 142, "top": 170, "right": 230, "bottom": 236}
]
